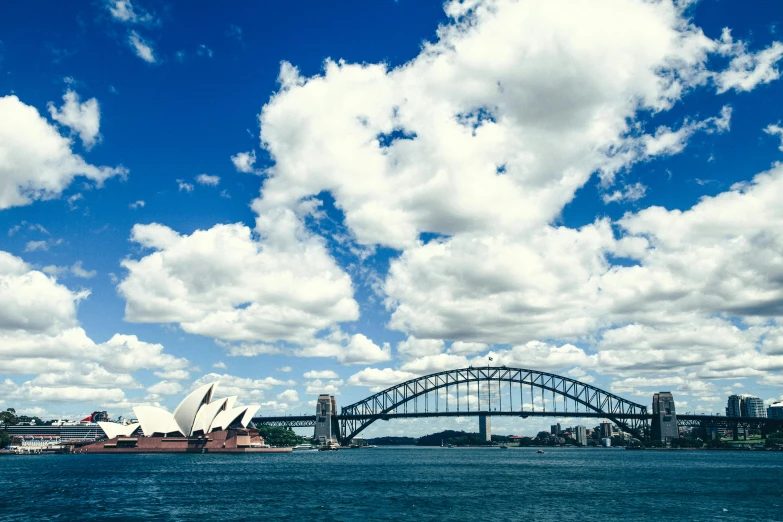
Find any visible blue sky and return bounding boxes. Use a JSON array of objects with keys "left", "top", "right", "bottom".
[{"left": 1, "top": 0, "right": 783, "bottom": 436}]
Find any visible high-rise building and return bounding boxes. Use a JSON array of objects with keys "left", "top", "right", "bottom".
[
  {"left": 727, "top": 394, "right": 766, "bottom": 418},
  {"left": 726, "top": 394, "right": 742, "bottom": 416},
  {"left": 479, "top": 415, "right": 491, "bottom": 441},
  {"left": 599, "top": 422, "right": 612, "bottom": 439},
  {"left": 768, "top": 402, "right": 783, "bottom": 419},
  {"left": 741, "top": 396, "right": 766, "bottom": 418},
  {"left": 652, "top": 392, "right": 678, "bottom": 444},
  {"left": 575, "top": 425, "right": 587, "bottom": 446},
  {"left": 550, "top": 423, "right": 561, "bottom": 436}
]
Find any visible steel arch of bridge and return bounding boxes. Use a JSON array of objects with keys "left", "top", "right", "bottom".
[{"left": 339, "top": 366, "right": 649, "bottom": 442}]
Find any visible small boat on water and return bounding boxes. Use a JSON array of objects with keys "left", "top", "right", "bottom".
[
  {"left": 537, "top": 449, "right": 545, "bottom": 454},
  {"left": 499, "top": 444, "right": 509, "bottom": 449},
  {"left": 292, "top": 444, "right": 317, "bottom": 452}
]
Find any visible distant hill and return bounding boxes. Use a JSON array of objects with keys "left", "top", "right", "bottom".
[
  {"left": 366, "top": 436, "right": 418, "bottom": 445},
  {"left": 366, "top": 431, "right": 513, "bottom": 446},
  {"left": 417, "top": 430, "right": 510, "bottom": 446}
]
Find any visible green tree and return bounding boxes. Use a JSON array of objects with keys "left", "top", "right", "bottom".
[
  {"left": 256, "top": 426, "right": 305, "bottom": 447},
  {"left": 0, "top": 430, "right": 11, "bottom": 448},
  {"left": 0, "top": 409, "right": 17, "bottom": 426}
]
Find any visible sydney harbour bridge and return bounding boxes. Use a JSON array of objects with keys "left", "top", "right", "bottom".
[{"left": 253, "top": 366, "right": 783, "bottom": 445}]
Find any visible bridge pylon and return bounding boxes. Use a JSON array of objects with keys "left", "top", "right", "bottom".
[
  {"left": 314, "top": 394, "right": 340, "bottom": 446},
  {"left": 651, "top": 392, "right": 678, "bottom": 444}
]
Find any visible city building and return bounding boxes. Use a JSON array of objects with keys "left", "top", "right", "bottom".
[
  {"left": 726, "top": 394, "right": 766, "bottom": 418},
  {"left": 479, "top": 415, "right": 491, "bottom": 441},
  {"left": 741, "top": 396, "right": 766, "bottom": 418},
  {"left": 652, "top": 392, "right": 679, "bottom": 444},
  {"left": 575, "top": 425, "right": 587, "bottom": 446},
  {"left": 599, "top": 422, "right": 613, "bottom": 439},
  {"left": 768, "top": 402, "right": 783, "bottom": 419},
  {"left": 726, "top": 395, "right": 742, "bottom": 417},
  {"left": 550, "top": 423, "right": 561, "bottom": 436}
]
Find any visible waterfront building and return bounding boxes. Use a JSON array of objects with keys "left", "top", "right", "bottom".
[
  {"left": 115, "top": 382, "right": 260, "bottom": 437},
  {"left": 726, "top": 395, "right": 742, "bottom": 417},
  {"left": 479, "top": 415, "right": 491, "bottom": 441},
  {"left": 575, "top": 425, "right": 587, "bottom": 446},
  {"left": 768, "top": 402, "right": 783, "bottom": 419},
  {"left": 80, "top": 382, "right": 284, "bottom": 454},
  {"left": 741, "top": 396, "right": 766, "bottom": 418},
  {"left": 727, "top": 394, "right": 766, "bottom": 418},
  {"left": 651, "top": 392, "right": 678, "bottom": 444},
  {"left": 550, "top": 423, "right": 561, "bottom": 436},
  {"left": 599, "top": 422, "right": 612, "bottom": 439}
]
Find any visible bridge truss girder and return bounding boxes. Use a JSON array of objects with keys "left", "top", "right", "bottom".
[
  {"left": 677, "top": 416, "right": 783, "bottom": 431},
  {"left": 251, "top": 416, "right": 317, "bottom": 428},
  {"left": 339, "top": 366, "right": 649, "bottom": 443}
]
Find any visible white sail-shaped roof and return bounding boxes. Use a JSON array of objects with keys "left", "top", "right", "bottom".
[
  {"left": 172, "top": 382, "right": 216, "bottom": 436},
  {"left": 210, "top": 406, "right": 248, "bottom": 432},
  {"left": 192, "top": 397, "right": 228, "bottom": 436},
  {"left": 98, "top": 421, "right": 140, "bottom": 439},
  {"left": 240, "top": 405, "right": 260, "bottom": 428},
  {"left": 123, "top": 381, "right": 261, "bottom": 438},
  {"left": 133, "top": 406, "right": 183, "bottom": 436}
]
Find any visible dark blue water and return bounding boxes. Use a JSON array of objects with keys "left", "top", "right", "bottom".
[{"left": 1, "top": 447, "right": 781, "bottom": 521}]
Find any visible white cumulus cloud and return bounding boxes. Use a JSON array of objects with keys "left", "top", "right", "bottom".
[
  {"left": 119, "top": 219, "right": 360, "bottom": 348},
  {"left": 0, "top": 251, "right": 189, "bottom": 410},
  {"left": 714, "top": 28, "right": 783, "bottom": 93},
  {"left": 230, "top": 150, "right": 257, "bottom": 173},
  {"left": 195, "top": 173, "right": 220, "bottom": 186},
  {"left": 47, "top": 90, "right": 101, "bottom": 149},
  {"left": 0, "top": 95, "right": 126, "bottom": 210}
]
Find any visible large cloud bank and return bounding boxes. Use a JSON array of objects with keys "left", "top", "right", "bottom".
[{"left": 113, "top": 0, "right": 783, "bottom": 410}]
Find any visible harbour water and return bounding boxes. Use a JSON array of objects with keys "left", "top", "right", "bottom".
[{"left": 1, "top": 446, "right": 781, "bottom": 521}]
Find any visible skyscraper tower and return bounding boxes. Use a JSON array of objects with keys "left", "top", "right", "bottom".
[
  {"left": 740, "top": 396, "right": 766, "bottom": 418},
  {"left": 479, "top": 415, "right": 491, "bottom": 441},
  {"left": 727, "top": 394, "right": 766, "bottom": 418},
  {"left": 575, "top": 425, "right": 587, "bottom": 446},
  {"left": 726, "top": 395, "right": 742, "bottom": 417}
]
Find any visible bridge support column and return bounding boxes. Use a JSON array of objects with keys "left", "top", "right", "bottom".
[
  {"left": 479, "top": 415, "right": 491, "bottom": 442},
  {"left": 314, "top": 395, "right": 340, "bottom": 446},
  {"left": 651, "top": 392, "right": 678, "bottom": 445}
]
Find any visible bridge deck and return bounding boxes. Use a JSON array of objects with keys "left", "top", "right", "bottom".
[
  {"left": 253, "top": 412, "right": 783, "bottom": 428},
  {"left": 254, "top": 410, "right": 652, "bottom": 427}
]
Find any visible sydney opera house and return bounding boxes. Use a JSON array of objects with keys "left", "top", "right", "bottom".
[{"left": 82, "top": 381, "right": 290, "bottom": 453}]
